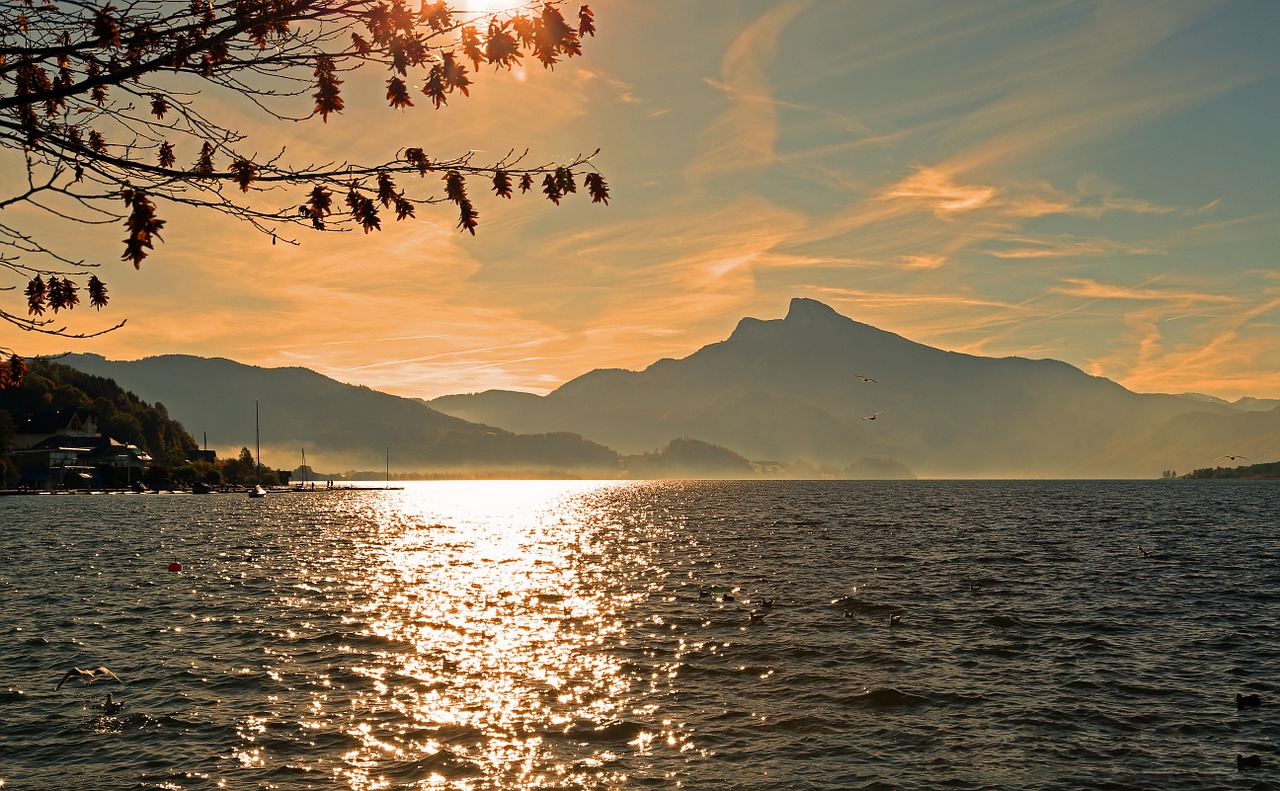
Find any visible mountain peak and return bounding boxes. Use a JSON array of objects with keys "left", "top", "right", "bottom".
[{"left": 784, "top": 297, "right": 845, "bottom": 326}]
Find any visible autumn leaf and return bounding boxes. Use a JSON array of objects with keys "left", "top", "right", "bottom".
[
  {"left": 444, "top": 171, "right": 477, "bottom": 234},
  {"left": 194, "top": 141, "right": 214, "bottom": 177},
  {"left": 25, "top": 275, "right": 46, "bottom": 316},
  {"left": 158, "top": 141, "right": 175, "bottom": 168},
  {"left": 512, "top": 14, "right": 536, "bottom": 47},
  {"left": 457, "top": 199, "right": 478, "bottom": 234},
  {"left": 58, "top": 279, "right": 78, "bottom": 309},
  {"left": 443, "top": 170, "right": 467, "bottom": 204},
  {"left": 93, "top": 4, "right": 122, "bottom": 48},
  {"left": 388, "top": 38, "right": 409, "bottom": 75},
  {"left": 376, "top": 171, "right": 397, "bottom": 206},
  {"left": 88, "top": 275, "right": 109, "bottom": 309},
  {"left": 419, "top": 0, "right": 452, "bottom": 32},
  {"left": 459, "top": 25, "right": 483, "bottom": 70},
  {"left": 387, "top": 76, "right": 414, "bottom": 109},
  {"left": 303, "top": 184, "right": 333, "bottom": 229},
  {"left": 534, "top": 3, "right": 578, "bottom": 67},
  {"left": 485, "top": 20, "right": 521, "bottom": 69},
  {"left": 345, "top": 182, "right": 381, "bottom": 233},
  {"left": 423, "top": 64, "right": 447, "bottom": 108},
  {"left": 46, "top": 277, "right": 67, "bottom": 312},
  {"left": 1, "top": 354, "right": 27, "bottom": 390},
  {"left": 584, "top": 172, "right": 609, "bottom": 204},
  {"left": 578, "top": 5, "right": 595, "bottom": 37},
  {"left": 404, "top": 147, "right": 430, "bottom": 175},
  {"left": 312, "top": 56, "right": 344, "bottom": 121},
  {"left": 441, "top": 51, "right": 470, "bottom": 95},
  {"left": 555, "top": 166, "right": 576, "bottom": 195},
  {"left": 541, "top": 172, "right": 561, "bottom": 204},
  {"left": 230, "top": 157, "right": 257, "bottom": 191},
  {"left": 394, "top": 195, "right": 415, "bottom": 221},
  {"left": 351, "top": 32, "right": 371, "bottom": 54},
  {"left": 121, "top": 188, "right": 166, "bottom": 267},
  {"left": 519, "top": 173, "right": 534, "bottom": 193},
  {"left": 150, "top": 93, "right": 169, "bottom": 119},
  {"left": 492, "top": 170, "right": 512, "bottom": 199}
]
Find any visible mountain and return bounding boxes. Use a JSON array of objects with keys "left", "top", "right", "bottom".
[
  {"left": 429, "top": 298, "right": 1280, "bottom": 478},
  {"left": 57, "top": 354, "right": 619, "bottom": 475}
]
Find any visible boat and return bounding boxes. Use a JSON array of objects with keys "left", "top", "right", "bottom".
[
  {"left": 192, "top": 481, "right": 213, "bottom": 494},
  {"left": 248, "top": 400, "right": 266, "bottom": 498}
]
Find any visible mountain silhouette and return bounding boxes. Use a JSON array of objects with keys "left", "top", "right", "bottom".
[
  {"left": 429, "top": 298, "right": 1280, "bottom": 477},
  {"left": 57, "top": 354, "right": 619, "bottom": 475}
]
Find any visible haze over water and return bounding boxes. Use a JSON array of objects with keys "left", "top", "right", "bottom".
[{"left": 2, "top": 480, "right": 1277, "bottom": 789}]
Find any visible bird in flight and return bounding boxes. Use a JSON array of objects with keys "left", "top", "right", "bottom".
[
  {"left": 862, "top": 411, "right": 883, "bottom": 421},
  {"left": 54, "top": 666, "right": 121, "bottom": 690},
  {"left": 857, "top": 375, "right": 877, "bottom": 383},
  {"left": 1218, "top": 455, "right": 1249, "bottom": 462}
]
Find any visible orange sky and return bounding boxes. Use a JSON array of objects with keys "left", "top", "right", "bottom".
[{"left": 6, "top": 1, "right": 1280, "bottom": 401}]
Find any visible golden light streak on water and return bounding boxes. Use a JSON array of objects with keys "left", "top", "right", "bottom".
[{"left": 323, "top": 481, "right": 664, "bottom": 789}]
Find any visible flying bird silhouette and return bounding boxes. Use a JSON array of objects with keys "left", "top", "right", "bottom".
[
  {"left": 1218, "top": 455, "right": 1249, "bottom": 462},
  {"left": 54, "top": 665, "right": 120, "bottom": 691},
  {"left": 54, "top": 666, "right": 121, "bottom": 691},
  {"left": 856, "top": 375, "right": 877, "bottom": 383},
  {"left": 862, "top": 411, "right": 883, "bottom": 421}
]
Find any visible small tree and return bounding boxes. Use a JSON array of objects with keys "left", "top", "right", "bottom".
[{"left": 1, "top": 0, "right": 607, "bottom": 380}]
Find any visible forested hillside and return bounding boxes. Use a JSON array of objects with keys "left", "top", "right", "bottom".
[{"left": 0, "top": 358, "right": 198, "bottom": 468}]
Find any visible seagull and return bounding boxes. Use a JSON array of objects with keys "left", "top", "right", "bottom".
[
  {"left": 1138, "top": 545, "right": 1156, "bottom": 558},
  {"left": 888, "top": 614, "right": 902, "bottom": 627},
  {"left": 54, "top": 666, "right": 121, "bottom": 691},
  {"left": 857, "top": 375, "right": 877, "bottom": 383},
  {"left": 102, "top": 692, "right": 125, "bottom": 715},
  {"left": 862, "top": 411, "right": 883, "bottom": 421},
  {"left": 1218, "top": 455, "right": 1249, "bottom": 462}
]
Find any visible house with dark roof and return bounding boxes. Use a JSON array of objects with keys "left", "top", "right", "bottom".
[{"left": 10, "top": 409, "right": 151, "bottom": 489}]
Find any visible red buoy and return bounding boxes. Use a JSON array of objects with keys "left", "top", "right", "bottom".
[{"left": 168, "top": 562, "right": 182, "bottom": 572}]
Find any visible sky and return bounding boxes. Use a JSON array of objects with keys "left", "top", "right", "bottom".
[{"left": 8, "top": 0, "right": 1280, "bottom": 401}]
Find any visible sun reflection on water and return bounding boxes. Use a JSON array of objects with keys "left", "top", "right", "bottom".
[{"left": 304, "top": 481, "right": 661, "bottom": 789}]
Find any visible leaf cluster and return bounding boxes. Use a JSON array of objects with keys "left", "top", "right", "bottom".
[{"left": 0, "top": 0, "right": 608, "bottom": 361}]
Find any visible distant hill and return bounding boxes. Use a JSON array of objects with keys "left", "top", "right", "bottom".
[
  {"left": 429, "top": 298, "right": 1280, "bottom": 478},
  {"left": 57, "top": 354, "right": 620, "bottom": 475},
  {"left": 1182, "top": 459, "right": 1280, "bottom": 479},
  {"left": 623, "top": 437, "right": 755, "bottom": 479}
]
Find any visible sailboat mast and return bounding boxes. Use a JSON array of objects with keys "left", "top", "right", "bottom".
[{"left": 255, "top": 400, "right": 261, "bottom": 485}]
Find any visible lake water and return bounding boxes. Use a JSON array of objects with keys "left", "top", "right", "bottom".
[{"left": 1, "top": 480, "right": 1277, "bottom": 790}]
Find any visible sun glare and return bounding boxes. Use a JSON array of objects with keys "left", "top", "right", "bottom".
[{"left": 456, "top": 0, "right": 525, "bottom": 14}]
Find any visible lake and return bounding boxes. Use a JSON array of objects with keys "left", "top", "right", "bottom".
[{"left": 1, "top": 480, "right": 1277, "bottom": 789}]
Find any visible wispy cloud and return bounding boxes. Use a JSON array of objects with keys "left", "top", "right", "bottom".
[{"left": 1051, "top": 278, "right": 1234, "bottom": 304}]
